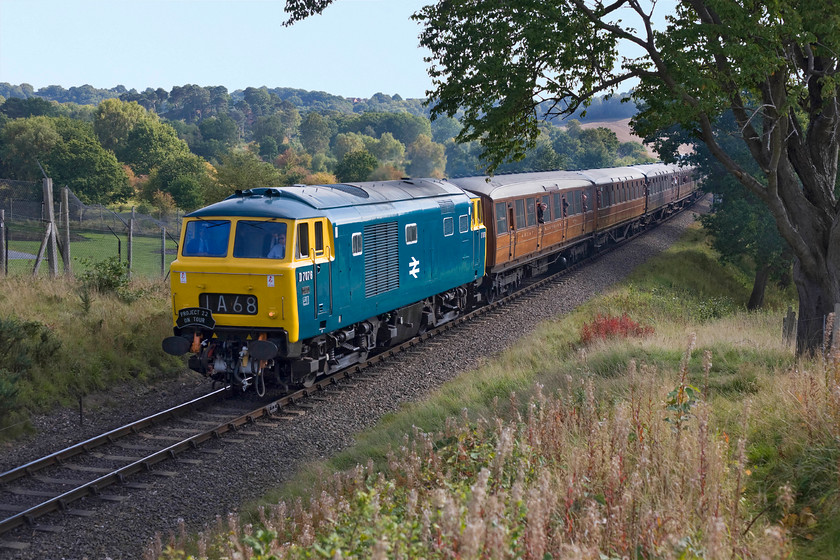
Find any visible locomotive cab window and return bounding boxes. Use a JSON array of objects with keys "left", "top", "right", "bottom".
[
  {"left": 406, "top": 223, "right": 418, "bottom": 244},
  {"left": 297, "top": 223, "right": 310, "bottom": 258},
  {"left": 443, "top": 216, "right": 454, "bottom": 237},
  {"left": 314, "top": 221, "right": 324, "bottom": 255},
  {"left": 233, "top": 220, "right": 288, "bottom": 260},
  {"left": 183, "top": 220, "right": 230, "bottom": 258},
  {"left": 352, "top": 232, "right": 363, "bottom": 255},
  {"left": 471, "top": 199, "right": 483, "bottom": 229}
]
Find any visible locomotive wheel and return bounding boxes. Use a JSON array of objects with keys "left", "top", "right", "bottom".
[{"left": 302, "top": 373, "right": 317, "bottom": 388}]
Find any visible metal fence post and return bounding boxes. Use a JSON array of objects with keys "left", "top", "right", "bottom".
[
  {"left": 0, "top": 209, "right": 5, "bottom": 277},
  {"left": 161, "top": 227, "right": 166, "bottom": 277},
  {"left": 128, "top": 207, "right": 135, "bottom": 279}
]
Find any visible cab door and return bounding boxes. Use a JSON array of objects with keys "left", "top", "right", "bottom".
[{"left": 296, "top": 220, "right": 333, "bottom": 330}]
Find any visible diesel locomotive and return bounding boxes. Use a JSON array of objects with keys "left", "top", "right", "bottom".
[{"left": 162, "top": 163, "right": 699, "bottom": 392}]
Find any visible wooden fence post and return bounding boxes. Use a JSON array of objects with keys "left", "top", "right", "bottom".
[
  {"left": 782, "top": 306, "right": 796, "bottom": 346},
  {"left": 44, "top": 178, "right": 58, "bottom": 278},
  {"left": 61, "top": 186, "right": 71, "bottom": 275},
  {"left": 33, "top": 178, "right": 59, "bottom": 278}
]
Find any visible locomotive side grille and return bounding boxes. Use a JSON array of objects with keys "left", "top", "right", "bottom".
[
  {"left": 437, "top": 199, "right": 455, "bottom": 213},
  {"left": 364, "top": 221, "right": 399, "bottom": 298}
]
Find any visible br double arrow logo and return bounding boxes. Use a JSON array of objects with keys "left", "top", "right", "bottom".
[{"left": 408, "top": 256, "right": 420, "bottom": 279}]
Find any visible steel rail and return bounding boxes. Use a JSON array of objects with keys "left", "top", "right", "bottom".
[{"left": 0, "top": 386, "right": 227, "bottom": 485}]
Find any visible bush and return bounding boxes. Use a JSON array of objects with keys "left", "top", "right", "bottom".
[
  {"left": 77, "top": 255, "right": 129, "bottom": 293},
  {"left": 0, "top": 316, "right": 62, "bottom": 434},
  {"left": 579, "top": 313, "right": 654, "bottom": 345}
]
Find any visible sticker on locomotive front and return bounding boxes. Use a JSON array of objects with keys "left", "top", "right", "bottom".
[{"left": 176, "top": 307, "right": 216, "bottom": 329}]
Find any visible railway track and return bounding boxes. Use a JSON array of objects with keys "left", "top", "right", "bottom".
[{"left": 0, "top": 196, "right": 702, "bottom": 551}]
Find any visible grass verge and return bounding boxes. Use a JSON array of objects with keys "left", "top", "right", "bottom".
[
  {"left": 151, "top": 220, "right": 837, "bottom": 559},
  {"left": 0, "top": 273, "right": 184, "bottom": 440}
]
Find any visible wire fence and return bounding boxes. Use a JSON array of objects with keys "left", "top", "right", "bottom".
[{"left": 0, "top": 178, "right": 183, "bottom": 279}]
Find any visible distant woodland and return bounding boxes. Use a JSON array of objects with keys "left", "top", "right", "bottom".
[{"left": 0, "top": 82, "right": 649, "bottom": 212}]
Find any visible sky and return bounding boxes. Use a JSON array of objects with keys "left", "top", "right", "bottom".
[
  {"left": 0, "top": 0, "right": 433, "bottom": 99},
  {"left": 0, "top": 0, "right": 675, "bottom": 101}
]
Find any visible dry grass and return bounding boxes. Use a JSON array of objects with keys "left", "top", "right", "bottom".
[
  {"left": 153, "top": 327, "right": 834, "bottom": 559},
  {"left": 0, "top": 275, "right": 183, "bottom": 437}
]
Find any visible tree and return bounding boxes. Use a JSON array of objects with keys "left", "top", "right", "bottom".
[
  {"left": 406, "top": 134, "right": 446, "bottom": 178},
  {"left": 142, "top": 153, "right": 208, "bottom": 210},
  {"left": 282, "top": 0, "right": 840, "bottom": 354},
  {"left": 333, "top": 132, "right": 366, "bottom": 161},
  {"left": 693, "top": 114, "right": 792, "bottom": 310},
  {"left": 299, "top": 112, "right": 331, "bottom": 155},
  {"left": 335, "top": 150, "right": 378, "bottom": 182},
  {"left": 0, "top": 97, "right": 56, "bottom": 119},
  {"left": 0, "top": 116, "right": 61, "bottom": 179},
  {"left": 210, "top": 150, "right": 284, "bottom": 202},
  {"left": 93, "top": 99, "right": 149, "bottom": 153},
  {"left": 45, "top": 135, "right": 131, "bottom": 204},
  {"left": 364, "top": 132, "right": 406, "bottom": 164},
  {"left": 120, "top": 119, "right": 192, "bottom": 175}
]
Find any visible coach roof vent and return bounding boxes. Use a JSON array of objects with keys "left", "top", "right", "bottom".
[{"left": 327, "top": 184, "right": 370, "bottom": 198}]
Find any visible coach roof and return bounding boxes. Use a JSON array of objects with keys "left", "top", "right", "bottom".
[{"left": 450, "top": 170, "right": 593, "bottom": 201}]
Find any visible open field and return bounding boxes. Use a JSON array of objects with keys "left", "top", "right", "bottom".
[{"left": 4, "top": 228, "right": 178, "bottom": 278}]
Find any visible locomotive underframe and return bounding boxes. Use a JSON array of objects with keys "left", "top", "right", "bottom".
[{"left": 172, "top": 281, "right": 484, "bottom": 390}]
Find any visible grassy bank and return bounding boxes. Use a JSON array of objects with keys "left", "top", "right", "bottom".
[
  {"left": 155, "top": 222, "right": 840, "bottom": 559},
  {"left": 0, "top": 272, "right": 184, "bottom": 439}
]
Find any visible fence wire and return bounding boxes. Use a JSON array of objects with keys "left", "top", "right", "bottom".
[{"left": 0, "top": 178, "right": 183, "bottom": 278}]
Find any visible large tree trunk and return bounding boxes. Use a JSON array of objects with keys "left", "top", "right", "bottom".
[
  {"left": 747, "top": 264, "right": 770, "bottom": 311},
  {"left": 794, "top": 260, "right": 835, "bottom": 356}
]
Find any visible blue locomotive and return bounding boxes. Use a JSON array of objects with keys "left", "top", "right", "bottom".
[{"left": 163, "top": 178, "right": 487, "bottom": 390}]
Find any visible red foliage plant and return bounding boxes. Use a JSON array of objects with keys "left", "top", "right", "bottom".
[{"left": 579, "top": 313, "right": 654, "bottom": 345}]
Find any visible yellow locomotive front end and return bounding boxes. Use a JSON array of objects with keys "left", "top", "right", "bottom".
[{"left": 163, "top": 215, "right": 301, "bottom": 391}]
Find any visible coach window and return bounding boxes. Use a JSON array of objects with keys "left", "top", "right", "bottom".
[
  {"left": 459, "top": 214, "right": 469, "bottom": 233},
  {"left": 443, "top": 216, "right": 454, "bottom": 236},
  {"left": 314, "top": 221, "right": 324, "bottom": 255},
  {"left": 406, "top": 223, "right": 418, "bottom": 244},
  {"left": 552, "top": 193, "right": 561, "bottom": 219},
  {"left": 352, "top": 232, "right": 363, "bottom": 256},
  {"left": 495, "top": 203, "right": 507, "bottom": 232},
  {"left": 526, "top": 198, "right": 536, "bottom": 226},
  {"left": 297, "top": 223, "right": 310, "bottom": 258},
  {"left": 541, "top": 195, "right": 550, "bottom": 220},
  {"left": 514, "top": 199, "right": 526, "bottom": 229}
]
